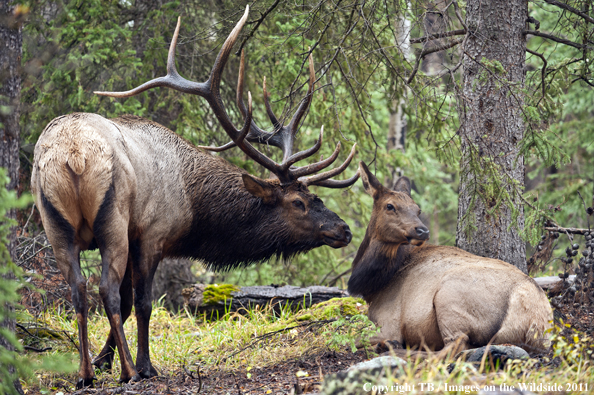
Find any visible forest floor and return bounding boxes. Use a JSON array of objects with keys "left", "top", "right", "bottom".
[{"left": 14, "top": 231, "right": 594, "bottom": 394}]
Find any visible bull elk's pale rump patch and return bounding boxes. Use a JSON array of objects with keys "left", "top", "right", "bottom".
[
  {"left": 348, "top": 162, "right": 552, "bottom": 357},
  {"left": 31, "top": 6, "right": 359, "bottom": 388}
]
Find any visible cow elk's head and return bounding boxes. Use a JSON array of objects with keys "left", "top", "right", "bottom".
[
  {"left": 359, "top": 162, "right": 429, "bottom": 247},
  {"left": 95, "top": 6, "right": 357, "bottom": 249}
]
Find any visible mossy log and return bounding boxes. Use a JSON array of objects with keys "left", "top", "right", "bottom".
[{"left": 182, "top": 283, "right": 348, "bottom": 317}]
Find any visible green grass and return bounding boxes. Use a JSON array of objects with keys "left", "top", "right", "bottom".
[{"left": 18, "top": 298, "right": 594, "bottom": 394}]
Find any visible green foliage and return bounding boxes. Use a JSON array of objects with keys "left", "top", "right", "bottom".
[
  {"left": 0, "top": 168, "right": 74, "bottom": 394},
  {"left": 18, "top": 0, "right": 594, "bottom": 286},
  {"left": 324, "top": 314, "right": 379, "bottom": 353}
]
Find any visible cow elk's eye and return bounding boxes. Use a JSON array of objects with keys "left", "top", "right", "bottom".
[
  {"left": 387, "top": 204, "right": 395, "bottom": 212},
  {"left": 293, "top": 199, "right": 306, "bottom": 211}
]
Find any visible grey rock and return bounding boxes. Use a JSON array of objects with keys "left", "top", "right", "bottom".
[
  {"left": 347, "top": 356, "right": 406, "bottom": 372},
  {"left": 458, "top": 345, "right": 529, "bottom": 363},
  {"left": 320, "top": 356, "right": 406, "bottom": 395}
]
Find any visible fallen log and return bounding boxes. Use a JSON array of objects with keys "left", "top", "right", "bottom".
[
  {"left": 533, "top": 275, "right": 576, "bottom": 290},
  {"left": 182, "top": 283, "right": 348, "bottom": 317}
]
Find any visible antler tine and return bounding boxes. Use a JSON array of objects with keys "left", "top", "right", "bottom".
[
  {"left": 197, "top": 140, "right": 237, "bottom": 152},
  {"left": 306, "top": 169, "right": 360, "bottom": 188},
  {"left": 95, "top": 17, "right": 209, "bottom": 98},
  {"left": 290, "top": 141, "right": 342, "bottom": 179},
  {"left": 263, "top": 77, "right": 281, "bottom": 129},
  {"left": 281, "top": 126, "right": 323, "bottom": 170},
  {"left": 300, "top": 143, "right": 358, "bottom": 185},
  {"left": 233, "top": 50, "right": 287, "bottom": 151}
]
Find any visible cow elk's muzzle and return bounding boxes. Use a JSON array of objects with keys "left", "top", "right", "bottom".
[{"left": 406, "top": 225, "right": 430, "bottom": 246}]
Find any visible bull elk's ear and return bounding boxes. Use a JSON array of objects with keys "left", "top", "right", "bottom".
[
  {"left": 242, "top": 174, "right": 278, "bottom": 205},
  {"left": 359, "top": 162, "right": 384, "bottom": 199},
  {"left": 393, "top": 176, "right": 411, "bottom": 196}
]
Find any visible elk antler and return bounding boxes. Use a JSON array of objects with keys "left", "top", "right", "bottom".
[{"left": 95, "top": 6, "right": 358, "bottom": 188}]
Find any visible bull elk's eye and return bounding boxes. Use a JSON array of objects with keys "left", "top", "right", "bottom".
[
  {"left": 386, "top": 204, "right": 395, "bottom": 212},
  {"left": 293, "top": 199, "right": 306, "bottom": 211}
]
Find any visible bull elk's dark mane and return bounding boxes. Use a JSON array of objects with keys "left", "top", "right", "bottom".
[
  {"left": 115, "top": 115, "right": 318, "bottom": 269},
  {"left": 348, "top": 230, "right": 414, "bottom": 299},
  {"left": 173, "top": 176, "right": 318, "bottom": 269}
]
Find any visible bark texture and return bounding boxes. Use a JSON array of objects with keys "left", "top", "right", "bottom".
[
  {"left": 0, "top": 1, "right": 24, "bottom": 394},
  {"left": 456, "top": 0, "right": 527, "bottom": 272}
]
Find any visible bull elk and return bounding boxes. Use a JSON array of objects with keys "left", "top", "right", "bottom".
[
  {"left": 348, "top": 162, "right": 552, "bottom": 357},
  {"left": 31, "top": 7, "right": 358, "bottom": 388}
]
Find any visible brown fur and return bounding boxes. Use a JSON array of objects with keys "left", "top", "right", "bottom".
[
  {"left": 31, "top": 113, "right": 352, "bottom": 387},
  {"left": 348, "top": 162, "right": 552, "bottom": 357}
]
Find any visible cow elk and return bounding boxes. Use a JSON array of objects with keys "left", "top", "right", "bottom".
[
  {"left": 31, "top": 6, "right": 358, "bottom": 388},
  {"left": 348, "top": 162, "right": 552, "bottom": 357}
]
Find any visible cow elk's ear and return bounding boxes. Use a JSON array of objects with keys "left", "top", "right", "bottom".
[
  {"left": 242, "top": 174, "right": 277, "bottom": 205},
  {"left": 393, "top": 176, "right": 411, "bottom": 196},
  {"left": 359, "top": 161, "right": 384, "bottom": 199}
]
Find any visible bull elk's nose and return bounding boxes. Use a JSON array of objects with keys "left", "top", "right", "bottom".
[
  {"left": 415, "top": 226, "right": 430, "bottom": 240},
  {"left": 344, "top": 227, "right": 353, "bottom": 244}
]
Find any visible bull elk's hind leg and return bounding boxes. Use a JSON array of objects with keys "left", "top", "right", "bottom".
[
  {"left": 92, "top": 263, "right": 133, "bottom": 372},
  {"left": 38, "top": 192, "right": 95, "bottom": 388},
  {"left": 130, "top": 239, "right": 163, "bottom": 378},
  {"left": 94, "top": 190, "right": 139, "bottom": 383}
]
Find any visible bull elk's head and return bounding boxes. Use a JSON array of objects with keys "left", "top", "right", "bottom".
[
  {"left": 95, "top": 6, "right": 358, "bottom": 249},
  {"left": 359, "top": 162, "right": 429, "bottom": 246}
]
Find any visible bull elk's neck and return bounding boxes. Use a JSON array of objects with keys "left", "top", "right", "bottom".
[
  {"left": 167, "top": 152, "right": 311, "bottom": 269},
  {"left": 348, "top": 235, "right": 413, "bottom": 301}
]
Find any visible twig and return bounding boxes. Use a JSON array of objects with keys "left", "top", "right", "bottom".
[
  {"left": 576, "top": 191, "right": 591, "bottom": 231},
  {"left": 407, "top": 38, "right": 464, "bottom": 84},
  {"left": 24, "top": 345, "right": 53, "bottom": 352},
  {"left": 543, "top": 0, "right": 594, "bottom": 25},
  {"left": 545, "top": 226, "right": 591, "bottom": 235},
  {"left": 524, "top": 30, "right": 587, "bottom": 50},
  {"left": 221, "top": 319, "right": 336, "bottom": 362},
  {"left": 526, "top": 48, "right": 547, "bottom": 99},
  {"left": 410, "top": 29, "right": 465, "bottom": 44},
  {"left": 234, "top": 0, "right": 282, "bottom": 56},
  {"left": 326, "top": 267, "right": 352, "bottom": 287}
]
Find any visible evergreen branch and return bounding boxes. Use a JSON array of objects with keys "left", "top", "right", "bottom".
[
  {"left": 571, "top": 76, "right": 594, "bottom": 86},
  {"left": 526, "top": 48, "right": 547, "bottom": 98},
  {"left": 410, "top": 29, "right": 466, "bottom": 44},
  {"left": 524, "top": 30, "right": 586, "bottom": 50},
  {"left": 235, "top": 0, "right": 282, "bottom": 56},
  {"left": 543, "top": 0, "right": 594, "bottom": 25},
  {"left": 407, "top": 38, "right": 464, "bottom": 84}
]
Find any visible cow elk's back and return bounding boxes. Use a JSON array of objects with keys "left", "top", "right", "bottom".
[{"left": 348, "top": 162, "right": 552, "bottom": 356}]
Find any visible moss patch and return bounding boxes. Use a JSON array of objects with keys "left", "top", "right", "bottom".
[
  {"left": 292, "top": 297, "right": 367, "bottom": 322},
  {"left": 202, "top": 284, "right": 239, "bottom": 305}
]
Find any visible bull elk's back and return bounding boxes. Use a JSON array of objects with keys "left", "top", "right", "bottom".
[{"left": 350, "top": 162, "right": 552, "bottom": 356}]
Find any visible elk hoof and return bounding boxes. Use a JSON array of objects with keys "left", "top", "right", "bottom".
[
  {"left": 76, "top": 376, "right": 96, "bottom": 389},
  {"left": 119, "top": 373, "right": 142, "bottom": 384},
  {"left": 138, "top": 364, "right": 160, "bottom": 379},
  {"left": 92, "top": 355, "right": 113, "bottom": 372}
]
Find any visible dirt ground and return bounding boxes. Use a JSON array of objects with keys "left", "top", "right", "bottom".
[{"left": 16, "top": 231, "right": 594, "bottom": 395}]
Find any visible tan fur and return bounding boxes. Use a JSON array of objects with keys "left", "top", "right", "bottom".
[
  {"left": 32, "top": 115, "right": 115, "bottom": 241},
  {"left": 351, "top": 162, "right": 553, "bottom": 356},
  {"left": 368, "top": 245, "right": 552, "bottom": 353}
]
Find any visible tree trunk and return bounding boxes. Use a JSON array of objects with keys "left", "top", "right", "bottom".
[
  {"left": 0, "top": 1, "right": 24, "bottom": 394},
  {"left": 456, "top": 0, "right": 528, "bottom": 273}
]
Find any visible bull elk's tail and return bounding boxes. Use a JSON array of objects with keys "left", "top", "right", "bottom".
[{"left": 32, "top": 114, "right": 114, "bottom": 231}]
